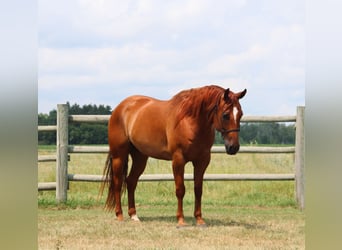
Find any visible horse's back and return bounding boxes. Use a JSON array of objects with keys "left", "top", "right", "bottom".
[
  {"left": 108, "top": 95, "right": 172, "bottom": 159},
  {"left": 113, "top": 95, "right": 167, "bottom": 124},
  {"left": 109, "top": 95, "right": 160, "bottom": 131}
]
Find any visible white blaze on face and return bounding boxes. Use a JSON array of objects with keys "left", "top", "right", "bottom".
[{"left": 233, "top": 106, "right": 239, "bottom": 123}]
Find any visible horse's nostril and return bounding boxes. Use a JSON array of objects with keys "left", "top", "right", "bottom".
[{"left": 225, "top": 144, "right": 240, "bottom": 155}]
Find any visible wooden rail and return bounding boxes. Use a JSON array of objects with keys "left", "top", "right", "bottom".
[
  {"left": 68, "top": 115, "right": 297, "bottom": 123},
  {"left": 38, "top": 173, "right": 295, "bottom": 191},
  {"left": 67, "top": 173, "right": 295, "bottom": 182},
  {"left": 38, "top": 105, "right": 305, "bottom": 209},
  {"left": 67, "top": 145, "right": 295, "bottom": 154}
]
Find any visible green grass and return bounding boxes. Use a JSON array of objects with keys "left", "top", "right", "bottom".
[
  {"left": 38, "top": 147, "right": 304, "bottom": 249},
  {"left": 38, "top": 144, "right": 56, "bottom": 151},
  {"left": 38, "top": 147, "right": 297, "bottom": 209}
]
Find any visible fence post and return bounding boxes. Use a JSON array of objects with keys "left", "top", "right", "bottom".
[
  {"left": 56, "top": 104, "right": 69, "bottom": 203},
  {"left": 295, "top": 106, "right": 305, "bottom": 210}
]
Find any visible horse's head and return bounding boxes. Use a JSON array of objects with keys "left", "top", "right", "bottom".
[{"left": 214, "top": 88, "right": 247, "bottom": 155}]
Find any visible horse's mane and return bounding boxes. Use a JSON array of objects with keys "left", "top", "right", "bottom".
[{"left": 171, "top": 85, "right": 225, "bottom": 122}]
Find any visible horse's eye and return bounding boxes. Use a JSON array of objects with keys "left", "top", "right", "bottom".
[{"left": 222, "top": 113, "right": 230, "bottom": 120}]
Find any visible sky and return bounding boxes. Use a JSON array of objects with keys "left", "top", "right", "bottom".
[{"left": 38, "top": 0, "right": 305, "bottom": 115}]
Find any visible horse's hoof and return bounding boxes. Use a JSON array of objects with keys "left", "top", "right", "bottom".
[
  {"left": 130, "top": 214, "right": 140, "bottom": 222},
  {"left": 117, "top": 214, "right": 124, "bottom": 221},
  {"left": 195, "top": 218, "right": 207, "bottom": 227}
]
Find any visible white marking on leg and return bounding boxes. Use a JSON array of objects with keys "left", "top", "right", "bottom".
[{"left": 130, "top": 214, "right": 140, "bottom": 222}]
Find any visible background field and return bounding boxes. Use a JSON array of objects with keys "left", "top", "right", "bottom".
[{"left": 38, "top": 146, "right": 304, "bottom": 249}]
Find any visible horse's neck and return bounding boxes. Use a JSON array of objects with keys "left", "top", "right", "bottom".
[
  {"left": 194, "top": 116, "right": 216, "bottom": 146},
  {"left": 188, "top": 106, "right": 217, "bottom": 141}
]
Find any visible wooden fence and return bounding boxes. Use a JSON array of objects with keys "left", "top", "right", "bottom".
[{"left": 38, "top": 104, "right": 305, "bottom": 209}]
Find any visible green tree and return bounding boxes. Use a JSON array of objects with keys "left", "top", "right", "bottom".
[
  {"left": 214, "top": 122, "right": 295, "bottom": 145},
  {"left": 38, "top": 110, "right": 57, "bottom": 144},
  {"left": 38, "top": 103, "right": 112, "bottom": 145}
]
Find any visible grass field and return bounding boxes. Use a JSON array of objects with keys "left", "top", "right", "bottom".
[{"left": 38, "top": 146, "right": 304, "bottom": 249}]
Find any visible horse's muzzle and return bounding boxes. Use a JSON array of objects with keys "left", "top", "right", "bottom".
[{"left": 225, "top": 144, "right": 240, "bottom": 155}]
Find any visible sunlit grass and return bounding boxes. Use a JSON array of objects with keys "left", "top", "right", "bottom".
[
  {"left": 38, "top": 146, "right": 303, "bottom": 249},
  {"left": 38, "top": 204, "right": 304, "bottom": 249},
  {"left": 38, "top": 146, "right": 296, "bottom": 209}
]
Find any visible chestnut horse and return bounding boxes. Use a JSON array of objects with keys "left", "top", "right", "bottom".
[{"left": 101, "top": 85, "right": 246, "bottom": 226}]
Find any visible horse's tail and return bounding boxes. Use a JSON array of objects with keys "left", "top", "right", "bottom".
[{"left": 99, "top": 152, "right": 128, "bottom": 211}]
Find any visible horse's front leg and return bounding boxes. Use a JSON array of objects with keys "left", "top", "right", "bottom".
[
  {"left": 192, "top": 154, "right": 210, "bottom": 226},
  {"left": 172, "top": 154, "right": 186, "bottom": 227}
]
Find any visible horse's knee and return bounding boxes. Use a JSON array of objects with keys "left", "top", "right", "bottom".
[
  {"left": 194, "top": 185, "right": 203, "bottom": 198},
  {"left": 175, "top": 185, "right": 185, "bottom": 199}
]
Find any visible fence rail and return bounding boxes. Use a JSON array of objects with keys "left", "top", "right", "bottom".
[
  {"left": 38, "top": 105, "right": 305, "bottom": 209},
  {"left": 38, "top": 125, "right": 57, "bottom": 132},
  {"left": 67, "top": 173, "right": 295, "bottom": 182},
  {"left": 38, "top": 173, "right": 295, "bottom": 191},
  {"left": 68, "top": 114, "right": 297, "bottom": 123}
]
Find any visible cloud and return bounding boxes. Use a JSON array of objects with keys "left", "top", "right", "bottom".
[
  {"left": 39, "top": 0, "right": 249, "bottom": 48},
  {"left": 38, "top": 0, "right": 305, "bottom": 115},
  {"left": 207, "top": 44, "right": 269, "bottom": 75},
  {"left": 39, "top": 45, "right": 180, "bottom": 87}
]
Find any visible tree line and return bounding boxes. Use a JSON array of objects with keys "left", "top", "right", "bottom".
[
  {"left": 38, "top": 103, "right": 112, "bottom": 145},
  {"left": 38, "top": 103, "right": 295, "bottom": 145}
]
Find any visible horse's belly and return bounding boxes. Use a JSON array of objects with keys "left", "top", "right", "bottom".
[
  {"left": 127, "top": 101, "right": 173, "bottom": 160},
  {"left": 133, "top": 140, "right": 172, "bottom": 160}
]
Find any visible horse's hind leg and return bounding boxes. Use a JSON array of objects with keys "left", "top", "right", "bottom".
[
  {"left": 111, "top": 155, "right": 128, "bottom": 221},
  {"left": 126, "top": 147, "right": 148, "bottom": 221},
  {"left": 172, "top": 153, "right": 187, "bottom": 227}
]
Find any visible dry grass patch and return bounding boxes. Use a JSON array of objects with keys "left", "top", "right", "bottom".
[
  {"left": 38, "top": 146, "right": 304, "bottom": 249},
  {"left": 38, "top": 206, "right": 304, "bottom": 250}
]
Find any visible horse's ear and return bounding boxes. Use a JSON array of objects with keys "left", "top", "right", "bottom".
[
  {"left": 224, "top": 88, "right": 230, "bottom": 102},
  {"left": 238, "top": 89, "right": 247, "bottom": 99}
]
